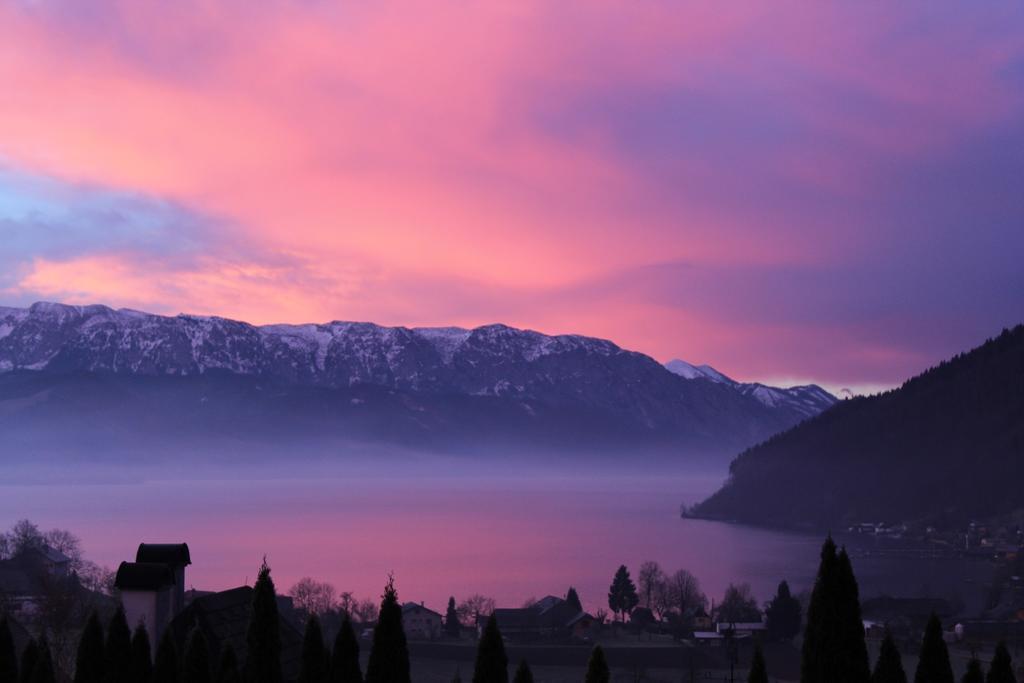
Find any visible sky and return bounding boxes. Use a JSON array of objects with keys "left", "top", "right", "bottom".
[{"left": 1, "top": 1, "right": 1022, "bottom": 395}]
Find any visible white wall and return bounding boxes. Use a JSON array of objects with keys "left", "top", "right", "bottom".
[{"left": 122, "top": 590, "right": 158, "bottom": 644}]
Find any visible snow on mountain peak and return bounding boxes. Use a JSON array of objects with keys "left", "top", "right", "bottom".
[
  {"left": 665, "top": 358, "right": 836, "bottom": 417},
  {"left": 665, "top": 359, "right": 732, "bottom": 384}
]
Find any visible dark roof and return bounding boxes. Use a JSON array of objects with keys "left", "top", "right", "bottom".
[
  {"left": 136, "top": 543, "right": 191, "bottom": 566},
  {"left": 170, "top": 586, "right": 303, "bottom": 681},
  {"left": 538, "top": 601, "right": 582, "bottom": 629},
  {"left": 532, "top": 596, "right": 563, "bottom": 611},
  {"left": 114, "top": 562, "right": 175, "bottom": 590},
  {"left": 402, "top": 602, "right": 442, "bottom": 618},
  {"left": 28, "top": 545, "right": 71, "bottom": 564}
]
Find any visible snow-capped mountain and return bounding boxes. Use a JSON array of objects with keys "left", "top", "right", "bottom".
[
  {"left": 665, "top": 358, "right": 836, "bottom": 419},
  {"left": 0, "top": 302, "right": 836, "bottom": 457}
]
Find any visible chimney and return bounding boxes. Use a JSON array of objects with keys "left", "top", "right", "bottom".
[
  {"left": 135, "top": 543, "right": 192, "bottom": 617},
  {"left": 114, "top": 543, "right": 192, "bottom": 642}
]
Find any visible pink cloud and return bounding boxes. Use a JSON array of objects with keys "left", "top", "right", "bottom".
[{"left": 1, "top": 1, "right": 1021, "bottom": 387}]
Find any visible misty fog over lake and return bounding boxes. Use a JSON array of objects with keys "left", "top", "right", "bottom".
[{"left": 0, "top": 453, "right": 993, "bottom": 614}]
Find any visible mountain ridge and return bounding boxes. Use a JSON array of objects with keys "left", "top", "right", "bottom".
[
  {"left": 664, "top": 358, "right": 835, "bottom": 419},
  {"left": 0, "top": 301, "right": 837, "bottom": 458}
]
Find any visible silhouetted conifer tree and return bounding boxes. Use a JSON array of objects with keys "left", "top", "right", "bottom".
[
  {"left": 105, "top": 606, "right": 132, "bottom": 683},
  {"left": 215, "top": 645, "right": 242, "bottom": 683},
  {"left": 74, "top": 611, "right": 105, "bottom": 683},
  {"left": 802, "top": 536, "right": 838, "bottom": 683},
  {"left": 607, "top": 566, "right": 639, "bottom": 622},
  {"left": 566, "top": 588, "right": 582, "bottom": 613},
  {"left": 152, "top": 630, "right": 177, "bottom": 683},
  {"left": 801, "top": 536, "right": 870, "bottom": 683},
  {"left": 0, "top": 618, "right": 17, "bottom": 683},
  {"left": 471, "top": 615, "right": 507, "bottom": 683},
  {"left": 748, "top": 645, "right": 769, "bottom": 683},
  {"left": 182, "top": 626, "right": 212, "bottom": 683},
  {"left": 246, "top": 559, "right": 283, "bottom": 683},
  {"left": 986, "top": 642, "right": 1015, "bottom": 683},
  {"left": 365, "top": 576, "right": 410, "bottom": 683},
  {"left": 914, "top": 615, "right": 953, "bottom": 683},
  {"left": 18, "top": 640, "right": 37, "bottom": 683},
  {"left": 872, "top": 633, "right": 907, "bottom": 683},
  {"left": 445, "top": 598, "right": 461, "bottom": 639},
  {"left": 298, "top": 616, "right": 329, "bottom": 683},
  {"left": 765, "top": 581, "right": 802, "bottom": 641},
  {"left": 29, "top": 638, "right": 54, "bottom": 683},
  {"left": 962, "top": 659, "right": 984, "bottom": 683},
  {"left": 836, "top": 549, "right": 871, "bottom": 682},
  {"left": 129, "top": 624, "right": 152, "bottom": 683},
  {"left": 584, "top": 646, "right": 609, "bottom": 683},
  {"left": 512, "top": 660, "right": 532, "bottom": 683},
  {"left": 330, "top": 617, "right": 362, "bottom": 683}
]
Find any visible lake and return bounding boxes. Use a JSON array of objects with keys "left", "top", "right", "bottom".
[{"left": 0, "top": 455, "right": 992, "bottom": 616}]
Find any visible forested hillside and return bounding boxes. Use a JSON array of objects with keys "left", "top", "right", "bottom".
[{"left": 693, "top": 325, "right": 1024, "bottom": 529}]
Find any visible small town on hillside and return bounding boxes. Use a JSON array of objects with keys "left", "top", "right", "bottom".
[{"left": 2, "top": 519, "right": 1024, "bottom": 682}]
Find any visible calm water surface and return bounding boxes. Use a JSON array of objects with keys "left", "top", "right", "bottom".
[{"left": 0, "top": 458, "right": 989, "bottom": 614}]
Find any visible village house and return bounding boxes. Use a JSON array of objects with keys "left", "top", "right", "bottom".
[
  {"left": 401, "top": 602, "right": 443, "bottom": 639},
  {"left": 0, "top": 544, "right": 73, "bottom": 615},
  {"left": 113, "top": 540, "right": 306, "bottom": 680},
  {"left": 483, "top": 593, "right": 598, "bottom": 642},
  {"left": 171, "top": 586, "right": 304, "bottom": 680}
]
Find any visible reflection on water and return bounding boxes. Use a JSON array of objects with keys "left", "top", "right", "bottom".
[{"left": 0, "top": 458, "right": 991, "bottom": 614}]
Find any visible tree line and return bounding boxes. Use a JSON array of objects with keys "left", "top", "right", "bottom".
[{"left": 3, "top": 537, "right": 1019, "bottom": 682}]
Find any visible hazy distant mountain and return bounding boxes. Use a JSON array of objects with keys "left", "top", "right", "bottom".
[
  {"left": 693, "top": 324, "right": 1024, "bottom": 529},
  {"left": 0, "top": 302, "right": 836, "bottom": 459},
  {"left": 664, "top": 359, "right": 836, "bottom": 419}
]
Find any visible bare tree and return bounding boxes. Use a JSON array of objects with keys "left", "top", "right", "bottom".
[
  {"left": 288, "top": 578, "right": 338, "bottom": 616},
  {"left": 338, "top": 591, "right": 356, "bottom": 617},
  {"left": 352, "top": 598, "right": 379, "bottom": 625},
  {"left": 3, "top": 519, "right": 43, "bottom": 557},
  {"left": 666, "top": 569, "right": 706, "bottom": 621},
  {"left": 637, "top": 561, "right": 666, "bottom": 611},
  {"left": 456, "top": 594, "right": 495, "bottom": 625},
  {"left": 717, "top": 583, "right": 760, "bottom": 623},
  {"left": 78, "top": 561, "right": 116, "bottom": 595},
  {"left": 43, "top": 529, "right": 84, "bottom": 571}
]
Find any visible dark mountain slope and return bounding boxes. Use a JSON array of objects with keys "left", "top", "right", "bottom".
[{"left": 693, "top": 325, "right": 1024, "bottom": 529}]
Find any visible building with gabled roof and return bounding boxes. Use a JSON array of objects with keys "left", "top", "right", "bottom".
[
  {"left": 169, "top": 585, "right": 304, "bottom": 681},
  {"left": 401, "top": 602, "right": 443, "bottom": 640},
  {"left": 484, "top": 592, "right": 598, "bottom": 642}
]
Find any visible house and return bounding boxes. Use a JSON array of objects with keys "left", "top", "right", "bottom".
[
  {"left": 0, "top": 545, "right": 75, "bottom": 615},
  {"left": 860, "top": 596, "right": 953, "bottom": 637},
  {"left": 401, "top": 602, "right": 443, "bottom": 640},
  {"left": 716, "top": 622, "right": 767, "bottom": 637},
  {"left": 114, "top": 543, "right": 191, "bottom": 642},
  {"left": 484, "top": 593, "right": 598, "bottom": 642},
  {"left": 954, "top": 620, "right": 1024, "bottom": 645},
  {"left": 28, "top": 545, "right": 72, "bottom": 578},
  {"left": 169, "top": 586, "right": 304, "bottom": 681},
  {"left": 692, "top": 606, "right": 713, "bottom": 631}
]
